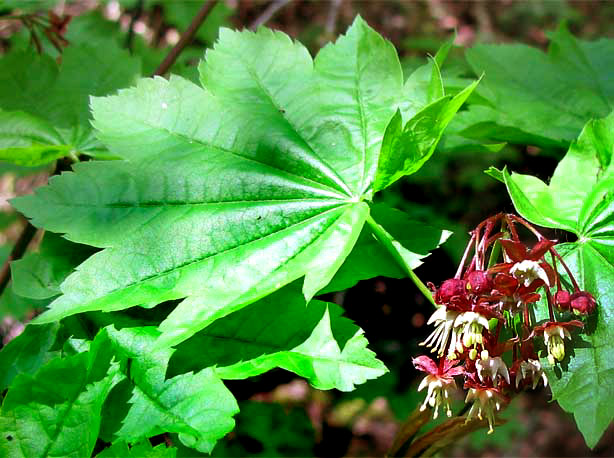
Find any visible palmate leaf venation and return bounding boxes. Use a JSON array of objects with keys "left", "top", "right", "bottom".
[{"left": 13, "top": 17, "right": 475, "bottom": 349}]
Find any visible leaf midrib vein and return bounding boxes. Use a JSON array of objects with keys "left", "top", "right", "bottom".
[
  {"left": 352, "top": 42, "right": 369, "bottom": 196},
  {"left": 57, "top": 197, "right": 342, "bottom": 209},
  {"left": 67, "top": 204, "right": 350, "bottom": 304}
]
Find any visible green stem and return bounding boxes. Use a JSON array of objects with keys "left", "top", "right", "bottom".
[{"left": 366, "top": 214, "right": 436, "bottom": 307}]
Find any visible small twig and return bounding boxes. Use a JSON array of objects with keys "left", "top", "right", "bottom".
[
  {"left": 325, "top": 0, "right": 343, "bottom": 37},
  {"left": 249, "top": 0, "right": 291, "bottom": 30},
  {"left": 154, "top": 0, "right": 219, "bottom": 77},
  {"left": 124, "top": 0, "right": 144, "bottom": 52}
]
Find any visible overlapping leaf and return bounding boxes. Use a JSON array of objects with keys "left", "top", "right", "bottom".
[
  {"left": 13, "top": 18, "right": 475, "bottom": 348},
  {"left": 96, "top": 441, "right": 177, "bottom": 458},
  {"left": 0, "top": 322, "right": 60, "bottom": 391},
  {"left": 103, "top": 326, "right": 239, "bottom": 454},
  {"left": 455, "top": 24, "right": 614, "bottom": 148},
  {"left": 0, "top": 42, "right": 140, "bottom": 165},
  {"left": 168, "top": 285, "right": 387, "bottom": 391},
  {"left": 0, "top": 332, "right": 123, "bottom": 458},
  {"left": 490, "top": 112, "right": 614, "bottom": 448},
  {"left": 11, "top": 233, "right": 95, "bottom": 300}
]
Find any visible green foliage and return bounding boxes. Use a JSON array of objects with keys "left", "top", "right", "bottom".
[
  {"left": 103, "top": 326, "right": 239, "bottom": 453},
  {"left": 0, "top": 332, "right": 124, "bottom": 458},
  {"left": 0, "top": 41, "right": 140, "bottom": 165},
  {"left": 0, "top": 16, "right": 481, "bottom": 455},
  {"left": 0, "top": 323, "right": 60, "bottom": 391},
  {"left": 373, "top": 79, "right": 477, "bottom": 192},
  {"left": 491, "top": 111, "right": 614, "bottom": 448},
  {"left": 456, "top": 24, "right": 614, "bottom": 148},
  {"left": 96, "top": 441, "right": 177, "bottom": 458},
  {"left": 11, "top": 233, "right": 95, "bottom": 300},
  {"left": 321, "top": 203, "right": 451, "bottom": 293}
]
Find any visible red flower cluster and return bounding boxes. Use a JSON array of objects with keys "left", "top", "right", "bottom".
[{"left": 414, "top": 214, "right": 596, "bottom": 433}]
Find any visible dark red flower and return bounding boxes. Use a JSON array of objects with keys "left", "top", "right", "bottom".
[
  {"left": 492, "top": 272, "right": 518, "bottom": 295},
  {"left": 500, "top": 239, "right": 554, "bottom": 263},
  {"left": 435, "top": 278, "right": 467, "bottom": 304},
  {"left": 570, "top": 291, "right": 596, "bottom": 315},
  {"left": 554, "top": 290, "right": 572, "bottom": 310},
  {"left": 466, "top": 270, "right": 493, "bottom": 295},
  {"left": 412, "top": 355, "right": 465, "bottom": 379}
]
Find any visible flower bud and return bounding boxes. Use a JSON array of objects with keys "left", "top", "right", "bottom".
[
  {"left": 466, "top": 270, "right": 493, "bottom": 294},
  {"left": 469, "top": 348, "right": 478, "bottom": 360},
  {"left": 554, "top": 291, "right": 571, "bottom": 311},
  {"left": 570, "top": 291, "right": 596, "bottom": 315},
  {"left": 436, "top": 279, "right": 466, "bottom": 304}
]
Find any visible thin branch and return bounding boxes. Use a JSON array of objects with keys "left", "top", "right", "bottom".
[
  {"left": 154, "top": 0, "right": 218, "bottom": 77},
  {"left": 325, "top": 0, "right": 343, "bottom": 37},
  {"left": 124, "top": 0, "right": 144, "bottom": 52},
  {"left": 249, "top": 0, "right": 291, "bottom": 30}
]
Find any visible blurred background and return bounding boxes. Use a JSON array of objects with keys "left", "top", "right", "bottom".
[{"left": 1, "top": 1, "right": 613, "bottom": 456}]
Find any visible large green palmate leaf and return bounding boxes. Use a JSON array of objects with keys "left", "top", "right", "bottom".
[
  {"left": 0, "top": 332, "right": 124, "bottom": 458},
  {"left": 168, "top": 284, "right": 386, "bottom": 391},
  {"left": 455, "top": 24, "right": 614, "bottom": 148},
  {"left": 490, "top": 112, "right": 614, "bottom": 448},
  {"left": 0, "top": 41, "right": 140, "bottom": 164},
  {"left": 13, "top": 18, "right": 476, "bottom": 348}
]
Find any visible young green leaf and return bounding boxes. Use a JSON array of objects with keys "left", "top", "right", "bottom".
[
  {"left": 0, "top": 332, "right": 124, "bottom": 458},
  {"left": 457, "top": 24, "right": 614, "bottom": 147},
  {"left": 373, "top": 78, "right": 478, "bottom": 192},
  {"left": 168, "top": 285, "right": 387, "bottom": 391},
  {"left": 494, "top": 112, "right": 614, "bottom": 448},
  {"left": 13, "top": 18, "right": 474, "bottom": 348}
]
